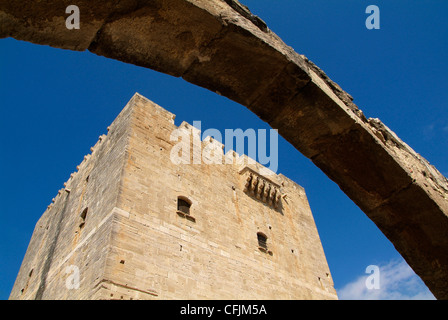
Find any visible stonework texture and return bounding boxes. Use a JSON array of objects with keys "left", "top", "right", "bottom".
[{"left": 10, "top": 93, "right": 337, "bottom": 300}]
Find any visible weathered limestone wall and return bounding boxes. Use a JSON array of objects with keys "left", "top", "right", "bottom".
[
  {"left": 10, "top": 93, "right": 337, "bottom": 300},
  {"left": 96, "top": 93, "right": 336, "bottom": 299},
  {"left": 2, "top": 0, "right": 447, "bottom": 298},
  {"left": 9, "top": 96, "right": 134, "bottom": 299}
]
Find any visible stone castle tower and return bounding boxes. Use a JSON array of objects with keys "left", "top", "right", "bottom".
[{"left": 10, "top": 93, "right": 337, "bottom": 300}]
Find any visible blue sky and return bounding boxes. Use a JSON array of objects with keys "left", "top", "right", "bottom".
[{"left": 1, "top": 1, "right": 447, "bottom": 299}]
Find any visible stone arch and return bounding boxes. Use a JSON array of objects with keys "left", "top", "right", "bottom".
[{"left": 1, "top": 0, "right": 448, "bottom": 299}]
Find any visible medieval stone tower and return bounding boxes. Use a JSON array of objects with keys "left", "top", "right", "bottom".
[{"left": 9, "top": 93, "right": 337, "bottom": 300}]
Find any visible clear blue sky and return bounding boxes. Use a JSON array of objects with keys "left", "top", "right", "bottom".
[{"left": 1, "top": 0, "right": 447, "bottom": 299}]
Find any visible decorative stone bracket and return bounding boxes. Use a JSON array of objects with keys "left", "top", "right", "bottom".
[{"left": 240, "top": 168, "right": 282, "bottom": 209}]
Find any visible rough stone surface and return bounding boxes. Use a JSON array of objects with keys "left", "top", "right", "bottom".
[
  {"left": 9, "top": 94, "right": 337, "bottom": 300},
  {"left": 2, "top": 0, "right": 448, "bottom": 299}
]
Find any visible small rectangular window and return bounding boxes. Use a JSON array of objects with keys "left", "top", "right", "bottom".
[
  {"left": 257, "top": 232, "right": 268, "bottom": 250},
  {"left": 177, "top": 198, "right": 191, "bottom": 215},
  {"left": 79, "top": 207, "right": 88, "bottom": 229}
]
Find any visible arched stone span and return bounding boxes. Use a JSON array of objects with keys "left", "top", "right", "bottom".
[{"left": 1, "top": 0, "right": 447, "bottom": 299}]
